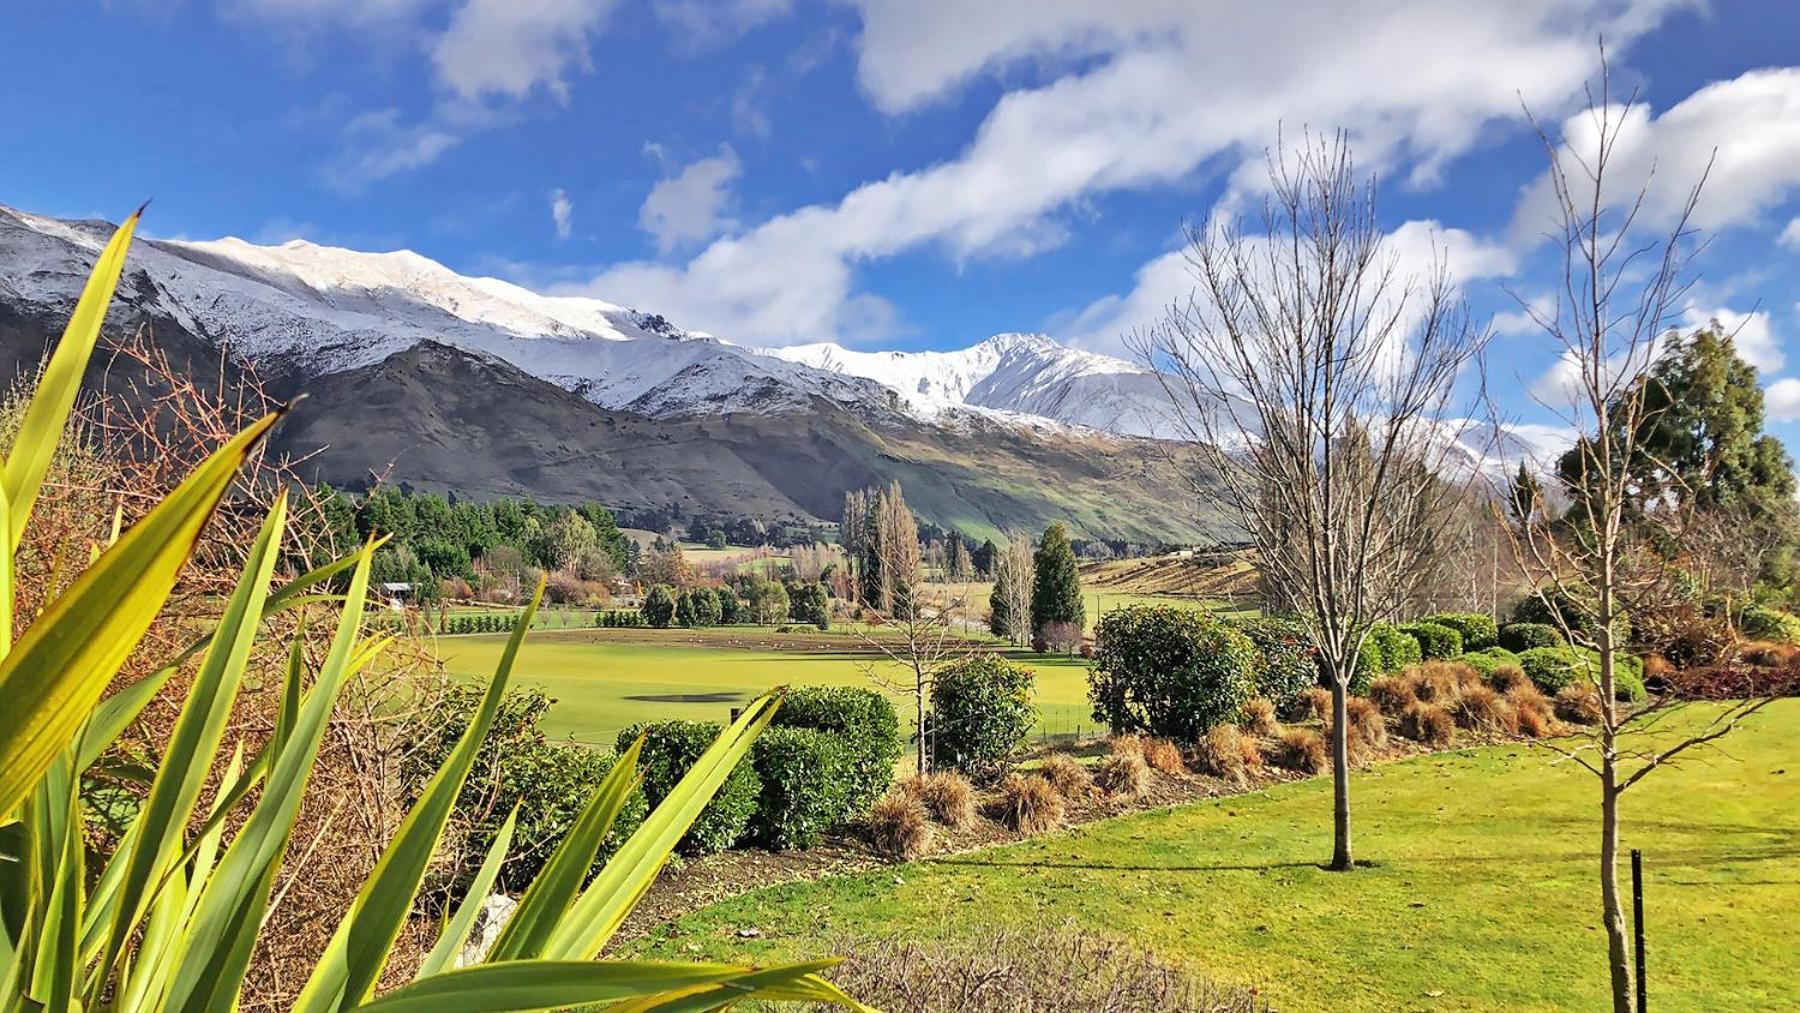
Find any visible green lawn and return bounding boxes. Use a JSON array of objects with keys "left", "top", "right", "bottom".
[
  {"left": 626, "top": 701, "right": 1799, "bottom": 1011},
  {"left": 434, "top": 631, "right": 1102, "bottom": 748}
]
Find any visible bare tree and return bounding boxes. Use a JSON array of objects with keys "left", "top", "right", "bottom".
[
  {"left": 988, "top": 534, "right": 1036, "bottom": 647},
  {"left": 1135, "top": 133, "right": 1485, "bottom": 872},
  {"left": 1498, "top": 55, "right": 1776, "bottom": 1013}
]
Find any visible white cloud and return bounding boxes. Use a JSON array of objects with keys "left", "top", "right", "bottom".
[
  {"left": 327, "top": 109, "right": 461, "bottom": 188},
  {"left": 655, "top": 0, "right": 792, "bottom": 53},
  {"left": 638, "top": 149, "right": 742, "bottom": 253},
  {"left": 1766, "top": 377, "right": 1800, "bottom": 422},
  {"left": 1681, "top": 305, "right": 1782, "bottom": 373},
  {"left": 1779, "top": 217, "right": 1800, "bottom": 250},
  {"left": 432, "top": 0, "right": 618, "bottom": 102},
  {"left": 550, "top": 188, "right": 573, "bottom": 240},
  {"left": 1514, "top": 68, "right": 1800, "bottom": 240},
  {"left": 584, "top": 0, "right": 1672, "bottom": 344}
]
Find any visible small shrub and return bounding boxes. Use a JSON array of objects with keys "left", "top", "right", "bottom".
[
  {"left": 1229, "top": 615, "right": 1318, "bottom": 707},
  {"left": 1486, "top": 664, "right": 1530, "bottom": 694},
  {"left": 1457, "top": 646, "right": 1521, "bottom": 680},
  {"left": 1428, "top": 612, "right": 1500, "bottom": 651},
  {"left": 1094, "top": 752, "right": 1151, "bottom": 799},
  {"left": 1402, "top": 621, "right": 1464, "bottom": 661},
  {"left": 867, "top": 792, "right": 932, "bottom": 859},
  {"left": 931, "top": 656, "right": 1038, "bottom": 782},
  {"left": 748, "top": 726, "right": 852, "bottom": 850},
  {"left": 1518, "top": 646, "right": 1586, "bottom": 694},
  {"left": 1142, "top": 738, "right": 1186, "bottom": 775},
  {"left": 1368, "top": 676, "right": 1417, "bottom": 716},
  {"left": 1195, "top": 725, "right": 1250, "bottom": 785},
  {"left": 1038, "top": 753, "right": 1094, "bottom": 799},
  {"left": 999, "top": 774, "right": 1065, "bottom": 834},
  {"left": 772, "top": 685, "right": 902, "bottom": 816},
  {"left": 1397, "top": 702, "right": 1454, "bottom": 746},
  {"left": 615, "top": 720, "right": 760, "bottom": 855},
  {"left": 1449, "top": 685, "right": 1518, "bottom": 736},
  {"left": 1271, "top": 728, "right": 1328, "bottom": 773},
  {"left": 1372, "top": 623, "right": 1422, "bottom": 673},
  {"left": 1554, "top": 684, "right": 1604, "bottom": 725},
  {"left": 1738, "top": 603, "right": 1800, "bottom": 644},
  {"left": 1300, "top": 685, "right": 1332, "bottom": 722},
  {"left": 1343, "top": 696, "right": 1389, "bottom": 753},
  {"left": 1500, "top": 621, "right": 1564, "bottom": 652},
  {"left": 1238, "top": 696, "right": 1280, "bottom": 737},
  {"left": 903, "top": 771, "right": 975, "bottom": 828},
  {"left": 1089, "top": 605, "right": 1257, "bottom": 741},
  {"left": 1614, "top": 663, "right": 1649, "bottom": 703}
]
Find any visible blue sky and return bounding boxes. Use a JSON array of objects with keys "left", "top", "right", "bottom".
[{"left": 5, "top": 1, "right": 1800, "bottom": 441}]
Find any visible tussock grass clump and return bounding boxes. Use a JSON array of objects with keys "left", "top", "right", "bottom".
[
  {"left": 1301, "top": 686, "right": 1333, "bottom": 722},
  {"left": 1195, "top": 725, "right": 1250, "bottom": 785},
  {"left": 1368, "top": 676, "right": 1417, "bottom": 716},
  {"left": 1450, "top": 684, "right": 1518, "bottom": 735},
  {"left": 902, "top": 771, "right": 975, "bottom": 828},
  {"left": 1486, "top": 664, "right": 1531, "bottom": 694},
  {"left": 1644, "top": 652, "right": 1681, "bottom": 676},
  {"left": 1397, "top": 701, "right": 1454, "bottom": 746},
  {"left": 1238, "top": 696, "right": 1280, "bottom": 737},
  {"left": 1142, "top": 738, "right": 1186, "bottom": 775},
  {"left": 867, "top": 792, "right": 933, "bottom": 859},
  {"left": 1554, "top": 684, "right": 1604, "bottom": 725},
  {"left": 1341, "top": 696, "right": 1389, "bottom": 759},
  {"left": 1515, "top": 702, "right": 1554, "bottom": 738},
  {"left": 999, "top": 774, "right": 1065, "bottom": 834},
  {"left": 1037, "top": 753, "right": 1094, "bottom": 800},
  {"left": 1094, "top": 752, "right": 1151, "bottom": 799},
  {"left": 1108, "top": 734, "right": 1149, "bottom": 760},
  {"left": 1271, "top": 728, "right": 1328, "bottom": 774},
  {"left": 1410, "top": 662, "right": 1465, "bottom": 703}
]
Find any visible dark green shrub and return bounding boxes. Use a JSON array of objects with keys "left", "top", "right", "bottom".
[
  {"left": 772, "top": 686, "right": 901, "bottom": 815},
  {"left": 1457, "top": 646, "right": 1521, "bottom": 679},
  {"left": 1518, "top": 647, "right": 1586, "bottom": 694},
  {"left": 398, "top": 685, "right": 645, "bottom": 893},
  {"left": 1500, "top": 622, "right": 1564, "bottom": 652},
  {"left": 931, "top": 656, "right": 1037, "bottom": 782},
  {"left": 1229, "top": 615, "right": 1317, "bottom": 707},
  {"left": 641, "top": 585, "right": 676, "bottom": 628},
  {"left": 1372, "top": 623, "right": 1422, "bottom": 672},
  {"left": 1350, "top": 636, "right": 1384, "bottom": 695},
  {"left": 1513, "top": 587, "right": 1630, "bottom": 643},
  {"left": 614, "top": 720, "right": 759, "bottom": 854},
  {"left": 1739, "top": 603, "right": 1800, "bottom": 644},
  {"left": 1402, "top": 621, "right": 1463, "bottom": 661},
  {"left": 1089, "top": 605, "right": 1255, "bottom": 741},
  {"left": 1428, "top": 612, "right": 1499, "bottom": 651},
  {"left": 748, "top": 727, "right": 852, "bottom": 850}
]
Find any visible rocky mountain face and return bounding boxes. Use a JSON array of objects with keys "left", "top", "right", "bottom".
[{"left": 0, "top": 204, "right": 1234, "bottom": 543}]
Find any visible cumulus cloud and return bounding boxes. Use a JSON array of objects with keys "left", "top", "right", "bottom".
[
  {"left": 1780, "top": 217, "right": 1800, "bottom": 250},
  {"left": 1766, "top": 377, "right": 1800, "bottom": 422},
  {"left": 580, "top": 0, "right": 1670, "bottom": 344},
  {"left": 326, "top": 109, "right": 461, "bottom": 188},
  {"left": 655, "top": 0, "right": 792, "bottom": 53},
  {"left": 638, "top": 149, "right": 743, "bottom": 253},
  {"left": 431, "top": 0, "right": 617, "bottom": 102},
  {"left": 1681, "top": 305, "right": 1782, "bottom": 373},
  {"left": 550, "top": 188, "right": 573, "bottom": 240}
]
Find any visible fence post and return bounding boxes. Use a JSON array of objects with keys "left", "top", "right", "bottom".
[{"left": 1632, "top": 848, "right": 1647, "bottom": 1012}]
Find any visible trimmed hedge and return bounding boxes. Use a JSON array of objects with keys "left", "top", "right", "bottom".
[
  {"left": 1402, "top": 621, "right": 1464, "bottom": 661},
  {"left": 1230, "top": 615, "right": 1318, "bottom": 706},
  {"left": 771, "top": 686, "right": 901, "bottom": 815},
  {"left": 1457, "top": 646, "right": 1521, "bottom": 679},
  {"left": 1518, "top": 647, "right": 1647, "bottom": 701},
  {"left": 931, "top": 656, "right": 1037, "bottom": 782},
  {"left": 615, "top": 720, "right": 760, "bottom": 854},
  {"left": 1428, "top": 612, "right": 1499, "bottom": 651},
  {"left": 748, "top": 727, "right": 852, "bottom": 850},
  {"left": 1090, "top": 605, "right": 1256, "bottom": 740},
  {"left": 1500, "top": 622, "right": 1564, "bottom": 652}
]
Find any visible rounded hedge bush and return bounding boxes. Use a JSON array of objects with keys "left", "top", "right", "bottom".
[
  {"left": 771, "top": 685, "right": 901, "bottom": 815},
  {"left": 748, "top": 726, "right": 851, "bottom": 850},
  {"left": 1500, "top": 622, "right": 1564, "bottom": 652},
  {"left": 1090, "top": 605, "right": 1256, "bottom": 741},
  {"left": 1456, "top": 646, "right": 1521, "bottom": 679},
  {"left": 1372, "top": 623, "right": 1421, "bottom": 674},
  {"left": 614, "top": 720, "right": 760, "bottom": 854},
  {"left": 1351, "top": 637, "right": 1385, "bottom": 695},
  {"left": 930, "top": 656, "right": 1037, "bottom": 782},
  {"left": 1428, "top": 612, "right": 1499, "bottom": 652},
  {"left": 1517, "top": 647, "right": 1585, "bottom": 694},
  {"left": 1402, "top": 621, "right": 1464, "bottom": 661},
  {"left": 1229, "top": 615, "right": 1318, "bottom": 707}
]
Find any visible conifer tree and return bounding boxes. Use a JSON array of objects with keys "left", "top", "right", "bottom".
[{"left": 1030, "top": 522, "right": 1084, "bottom": 637}]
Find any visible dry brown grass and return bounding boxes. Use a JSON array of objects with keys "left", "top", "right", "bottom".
[
  {"left": 999, "top": 775, "right": 1065, "bottom": 835},
  {"left": 1108, "top": 734, "right": 1149, "bottom": 760},
  {"left": 1037, "top": 753, "right": 1095, "bottom": 800},
  {"left": 1094, "top": 752, "right": 1152, "bottom": 799},
  {"left": 1735, "top": 641, "right": 1799, "bottom": 668},
  {"left": 1368, "top": 676, "right": 1417, "bottom": 716},
  {"left": 1301, "top": 685, "right": 1333, "bottom": 721},
  {"left": 1450, "top": 684, "right": 1519, "bottom": 736},
  {"left": 1515, "top": 702, "right": 1554, "bottom": 738},
  {"left": 1194, "top": 725, "right": 1250, "bottom": 785},
  {"left": 1487, "top": 665, "right": 1531, "bottom": 694},
  {"left": 1344, "top": 696, "right": 1389, "bottom": 751},
  {"left": 1396, "top": 701, "right": 1454, "bottom": 746},
  {"left": 1411, "top": 662, "right": 1469, "bottom": 703},
  {"left": 1238, "top": 696, "right": 1280, "bottom": 737},
  {"left": 1554, "top": 684, "right": 1604, "bottom": 725},
  {"left": 902, "top": 771, "right": 975, "bottom": 828},
  {"left": 1271, "top": 728, "right": 1328, "bottom": 774},
  {"left": 867, "top": 792, "right": 933, "bottom": 859},
  {"left": 1142, "top": 738, "right": 1187, "bottom": 775}
]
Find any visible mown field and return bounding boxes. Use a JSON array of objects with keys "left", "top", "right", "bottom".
[
  {"left": 433, "top": 629, "right": 1105, "bottom": 747},
  {"left": 625, "top": 701, "right": 1800, "bottom": 1011}
]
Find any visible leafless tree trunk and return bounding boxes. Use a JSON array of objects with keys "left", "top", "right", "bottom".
[
  {"left": 990, "top": 534, "right": 1036, "bottom": 647},
  {"left": 1135, "top": 132, "right": 1485, "bottom": 871},
  {"left": 1497, "top": 51, "right": 1776, "bottom": 1013}
]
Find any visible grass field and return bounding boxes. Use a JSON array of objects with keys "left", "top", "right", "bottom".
[
  {"left": 626, "top": 701, "right": 1799, "bottom": 1011},
  {"left": 433, "top": 630, "right": 1103, "bottom": 748}
]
